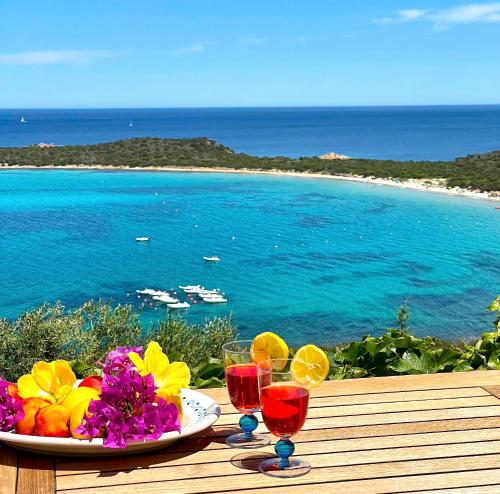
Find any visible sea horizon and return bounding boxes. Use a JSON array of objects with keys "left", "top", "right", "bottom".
[
  {"left": 2, "top": 105, "right": 500, "bottom": 161},
  {"left": 3, "top": 104, "right": 500, "bottom": 110}
]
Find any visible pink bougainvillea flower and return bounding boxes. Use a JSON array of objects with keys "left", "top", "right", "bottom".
[
  {"left": 76, "top": 346, "right": 180, "bottom": 448},
  {"left": 0, "top": 379, "right": 24, "bottom": 432}
]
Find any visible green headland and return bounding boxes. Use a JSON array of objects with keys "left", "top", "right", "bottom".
[{"left": 0, "top": 137, "right": 499, "bottom": 193}]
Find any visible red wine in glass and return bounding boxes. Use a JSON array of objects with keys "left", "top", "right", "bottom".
[
  {"left": 225, "top": 363, "right": 261, "bottom": 412},
  {"left": 260, "top": 384, "right": 309, "bottom": 437}
]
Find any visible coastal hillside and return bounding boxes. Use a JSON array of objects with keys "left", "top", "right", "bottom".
[{"left": 0, "top": 137, "right": 499, "bottom": 192}]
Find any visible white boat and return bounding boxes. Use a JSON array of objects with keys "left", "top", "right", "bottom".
[
  {"left": 183, "top": 287, "right": 205, "bottom": 294},
  {"left": 135, "top": 237, "right": 150, "bottom": 242},
  {"left": 137, "top": 288, "right": 163, "bottom": 296},
  {"left": 167, "top": 302, "right": 190, "bottom": 309},
  {"left": 152, "top": 290, "right": 171, "bottom": 297},
  {"left": 20, "top": 117, "right": 27, "bottom": 123},
  {"left": 198, "top": 290, "right": 221, "bottom": 296},
  {"left": 153, "top": 294, "right": 179, "bottom": 304},
  {"left": 136, "top": 289, "right": 172, "bottom": 297},
  {"left": 179, "top": 285, "right": 203, "bottom": 291},
  {"left": 129, "top": 121, "right": 133, "bottom": 127},
  {"left": 202, "top": 297, "right": 227, "bottom": 304},
  {"left": 203, "top": 256, "right": 220, "bottom": 262},
  {"left": 136, "top": 289, "right": 154, "bottom": 295},
  {"left": 200, "top": 293, "right": 225, "bottom": 299}
]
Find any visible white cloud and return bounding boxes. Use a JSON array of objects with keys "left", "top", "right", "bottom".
[
  {"left": 373, "top": 2, "right": 500, "bottom": 28},
  {"left": 399, "top": 9, "right": 430, "bottom": 20},
  {"left": 236, "top": 37, "right": 265, "bottom": 46},
  {"left": 170, "top": 41, "right": 212, "bottom": 56},
  {"left": 0, "top": 50, "right": 113, "bottom": 65},
  {"left": 430, "top": 3, "right": 500, "bottom": 25}
]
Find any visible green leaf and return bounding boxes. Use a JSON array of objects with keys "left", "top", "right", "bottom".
[
  {"left": 453, "top": 361, "right": 474, "bottom": 372},
  {"left": 433, "top": 348, "right": 461, "bottom": 370},
  {"left": 69, "top": 360, "right": 102, "bottom": 378},
  {"left": 348, "top": 367, "right": 369, "bottom": 378},
  {"left": 364, "top": 337, "right": 385, "bottom": 357},
  {"left": 193, "top": 376, "right": 225, "bottom": 388},
  {"left": 340, "top": 342, "right": 364, "bottom": 363},
  {"left": 167, "top": 352, "right": 184, "bottom": 362},
  {"left": 390, "top": 351, "right": 437, "bottom": 374},
  {"left": 192, "top": 361, "right": 224, "bottom": 380}
]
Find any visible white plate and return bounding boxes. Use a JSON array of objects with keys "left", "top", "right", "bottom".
[{"left": 0, "top": 388, "right": 220, "bottom": 456}]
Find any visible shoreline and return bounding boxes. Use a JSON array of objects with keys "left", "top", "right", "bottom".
[{"left": 1, "top": 164, "right": 499, "bottom": 202}]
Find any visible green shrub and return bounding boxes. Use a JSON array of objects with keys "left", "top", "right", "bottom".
[
  {"left": 0, "top": 300, "right": 235, "bottom": 387},
  {"left": 0, "top": 296, "right": 499, "bottom": 388},
  {"left": 327, "top": 295, "right": 500, "bottom": 379}
]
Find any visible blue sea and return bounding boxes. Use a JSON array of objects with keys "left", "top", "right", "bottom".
[
  {"left": 1, "top": 105, "right": 500, "bottom": 160},
  {"left": 0, "top": 169, "right": 498, "bottom": 345}
]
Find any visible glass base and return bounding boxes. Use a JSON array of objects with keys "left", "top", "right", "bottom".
[
  {"left": 259, "top": 457, "right": 311, "bottom": 478},
  {"left": 225, "top": 432, "right": 271, "bottom": 449}
]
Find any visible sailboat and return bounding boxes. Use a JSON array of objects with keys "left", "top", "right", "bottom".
[
  {"left": 129, "top": 121, "right": 133, "bottom": 127},
  {"left": 20, "top": 117, "right": 27, "bottom": 123}
]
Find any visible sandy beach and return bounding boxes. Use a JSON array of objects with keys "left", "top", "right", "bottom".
[{"left": 1, "top": 163, "right": 499, "bottom": 202}]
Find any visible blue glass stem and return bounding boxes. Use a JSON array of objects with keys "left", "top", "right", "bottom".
[
  {"left": 239, "top": 413, "right": 258, "bottom": 440},
  {"left": 275, "top": 439, "right": 295, "bottom": 469}
]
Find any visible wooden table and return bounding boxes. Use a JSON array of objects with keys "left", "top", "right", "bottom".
[{"left": 3, "top": 371, "right": 500, "bottom": 494}]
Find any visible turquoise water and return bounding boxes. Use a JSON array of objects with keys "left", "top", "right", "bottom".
[{"left": 0, "top": 170, "right": 498, "bottom": 344}]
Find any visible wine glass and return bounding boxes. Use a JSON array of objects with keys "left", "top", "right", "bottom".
[
  {"left": 222, "top": 340, "right": 271, "bottom": 448},
  {"left": 257, "top": 358, "right": 311, "bottom": 477}
]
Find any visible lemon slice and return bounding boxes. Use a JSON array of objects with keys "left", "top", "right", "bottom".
[
  {"left": 250, "top": 331, "right": 289, "bottom": 368},
  {"left": 291, "top": 344, "right": 329, "bottom": 388}
]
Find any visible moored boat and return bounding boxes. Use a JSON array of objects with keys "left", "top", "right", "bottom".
[
  {"left": 152, "top": 294, "right": 179, "bottom": 304},
  {"left": 202, "top": 297, "right": 227, "bottom": 304},
  {"left": 179, "top": 284, "right": 203, "bottom": 290},
  {"left": 167, "top": 302, "right": 190, "bottom": 309},
  {"left": 198, "top": 289, "right": 221, "bottom": 296},
  {"left": 183, "top": 287, "right": 205, "bottom": 294}
]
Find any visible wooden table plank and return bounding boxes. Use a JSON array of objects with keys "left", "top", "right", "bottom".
[
  {"left": 484, "top": 385, "right": 500, "bottom": 400},
  {"left": 213, "top": 404, "right": 500, "bottom": 432},
  {"left": 217, "top": 395, "right": 500, "bottom": 424},
  {"left": 399, "top": 487, "right": 500, "bottom": 494},
  {"left": 17, "top": 453, "right": 56, "bottom": 494},
  {"left": 0, "top": 443, "right": 18, "bottom": 494},
  {"left": 217, "top": 386, "right": 490, "bottom": 413},
  {"left": 206, "top": 471, "right": 500, "bottom": 494}
]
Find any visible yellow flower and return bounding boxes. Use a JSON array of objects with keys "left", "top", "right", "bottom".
[
  {"left": 129, "top": 341, "right": 190, "bottom": 396},
  {"left": 17, "top": 360, "right": 76, "bottom": 404}
]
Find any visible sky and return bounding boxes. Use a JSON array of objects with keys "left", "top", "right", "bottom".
[{"left": 0, "top": 0, "right": 499, "bottom": 108}]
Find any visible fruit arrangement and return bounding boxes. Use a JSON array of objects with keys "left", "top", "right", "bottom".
[{"left": 0, "top": 342, "right": 190, "bottom": 448}]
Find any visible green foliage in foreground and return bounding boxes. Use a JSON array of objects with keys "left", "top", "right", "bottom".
[
  {"left": 0, "top": 300, "right": 235, "bottom": 386},
  {"left": 0, "top": 137, "right": 499, "bottom": 192},
  {"left": 327, "top": 295, "right": 500, "bottom": 379},
  {"left": 0, "top": 296, "right": 499, "bottom": 388}
]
